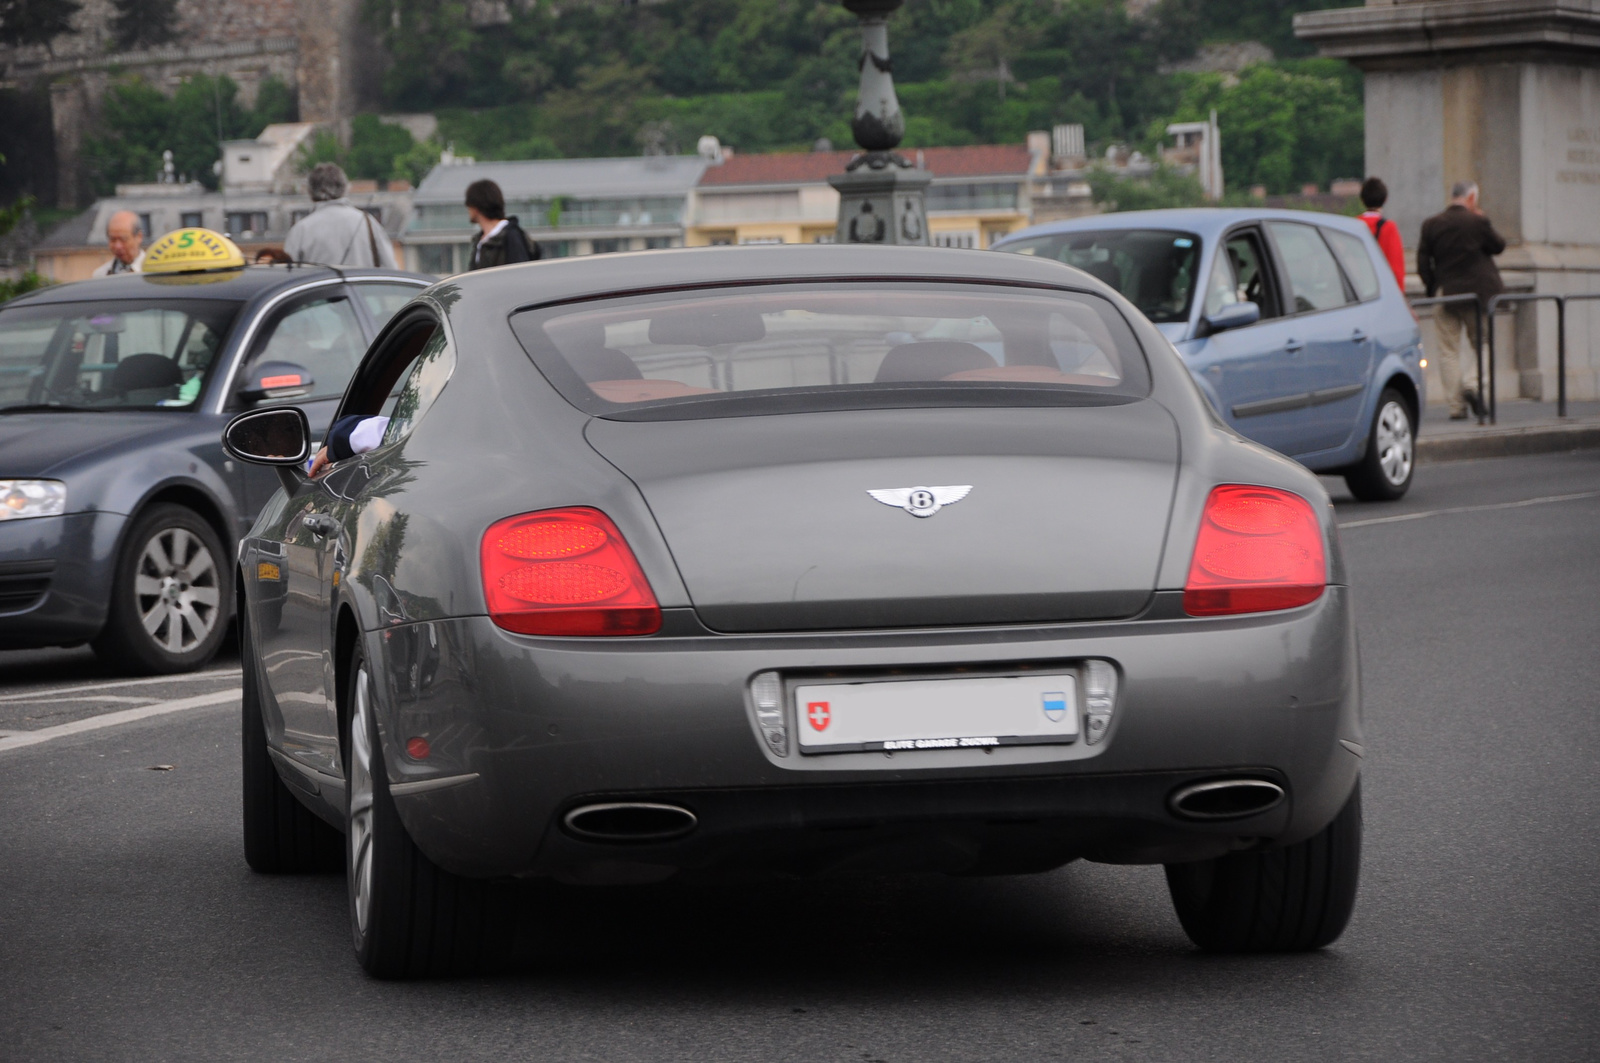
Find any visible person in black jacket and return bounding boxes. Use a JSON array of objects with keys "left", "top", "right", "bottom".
[
  {"left": 1418, "top": 181, "right": 1506, "bottom": 419},
  {"left": 465, "top": 179, "right": 541, "bottom": 270}
]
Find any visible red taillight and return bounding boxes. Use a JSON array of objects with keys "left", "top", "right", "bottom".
[
  {"left": 1183, "top": 485, "right": 1326, "bottom": 616},
  {"left": 481, "top": 508, "right": 661, "bottom": 636}
]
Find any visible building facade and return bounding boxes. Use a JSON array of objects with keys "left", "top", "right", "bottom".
[{"left": 401, "top": 155, "right": 709, "bottom": 275}]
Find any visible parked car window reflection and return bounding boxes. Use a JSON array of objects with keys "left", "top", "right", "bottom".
[
  {"left": 1268, "top": 222, "right": 1352, "bottom": 314},
  {"left": 1000, "top": 228, "right": 1201, "bottom": 324},
  {"left": 1322, "top": 227, "right": 1382, "bottom": 303}
]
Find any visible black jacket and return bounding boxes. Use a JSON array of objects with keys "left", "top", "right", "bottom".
[
  {"left": 1417, "top": 204, "right": 1506, "bottom": 305},
  {"left": 469, "top": 217, "right": 541, "bottom": 270}
]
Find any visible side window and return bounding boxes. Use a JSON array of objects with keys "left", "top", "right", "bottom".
[
  {"left": 1204, "top": 232, "right": 1279, "bottom": 320},
  {"left": 1268, "top": 221, "right": 1352, "bottom": 314},
  {"left": 1323, "top": 227, "right": 1382, "bottom": 303},
  {"left": 245, "top": 293, "right": 365, "bottom": 403},
  {"left": 380, "top": 328, "right": 454, "bottom": 447},
  {"left": 355, "top": 282, "right": 424, "bottom": 333}
]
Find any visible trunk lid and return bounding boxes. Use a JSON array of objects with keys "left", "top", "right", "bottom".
[{"left": 584, "top": 403, "right": 1179, "bottom": 632}]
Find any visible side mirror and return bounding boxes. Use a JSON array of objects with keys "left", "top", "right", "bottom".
[
  {"left": 223, "top": 407, "right": 311, "bottom": 495},
  {"left": 236, "top": 360, "right": 315, "bottom": 405},
  {"left": 1197, "top": 301, "right": 1261, "bottom": 338}
]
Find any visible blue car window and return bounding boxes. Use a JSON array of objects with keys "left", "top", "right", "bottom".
[
  {"left": 1322, "top": 227, "right": 1382, "bottom": 303},
  {"left": 1000, "top": 229, "right": 1201, "bottom": 324},
  {"left": 1268, "top": 221, "right": 1353, "bottom": 314}
]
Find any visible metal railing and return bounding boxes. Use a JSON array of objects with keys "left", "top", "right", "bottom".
[
  {"left": 1414, "top": 291, "right": 1600, "bottom": 423},
  {"left": 1409, "top": 294, "right": 1489, "bottom": 424}
]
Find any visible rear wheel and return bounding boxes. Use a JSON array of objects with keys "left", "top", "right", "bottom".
[
  {"left": 1344, "top": 389, "right": 1414, "bottom": 501},
  {"left": 93, "top": 504, "right": 230, "bottom": 673},
  {"left": 346, "top": 648, "right": 515, "bottom": 978},
  {"left": 241, "top": 601, "right": 342, "bottom": 873},
  {"left": 1165, "top": 779, "right": 1361, "bottom": 952}
]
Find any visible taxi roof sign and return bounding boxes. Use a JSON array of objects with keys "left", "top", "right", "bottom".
[{"left": 142, "top": 227, "right": 246, "bottom": 275}]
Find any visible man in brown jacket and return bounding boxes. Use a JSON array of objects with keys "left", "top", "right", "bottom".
[{"left": 1417, "top": 181, "right": 1506, "bottom": 419}]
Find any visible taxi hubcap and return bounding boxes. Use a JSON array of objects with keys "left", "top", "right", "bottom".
[{"left": 134, "top": 527, "right": 218, "bottom": 654}]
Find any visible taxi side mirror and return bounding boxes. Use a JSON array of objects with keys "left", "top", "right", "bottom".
[
  {"left": 237, "top": 360, "right": 315, "bottom": 405},
  {"left": 223, "top": 407, "right": 311, "bottom": 495}
]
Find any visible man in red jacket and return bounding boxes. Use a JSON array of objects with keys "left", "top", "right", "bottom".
[{"left": 1358, "top": 177, "right": 1406, "bottom": 291}]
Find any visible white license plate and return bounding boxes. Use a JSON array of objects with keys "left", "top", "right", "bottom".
[{"left": 794, "top": 673, "right": 1079, "bottom": 754}]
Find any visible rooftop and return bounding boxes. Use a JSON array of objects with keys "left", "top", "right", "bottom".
[
  {"left": 698, "top": 145, "right": 1036, "bottom": 188},
  {"left": 413, "top": 155, "right": 711, "bottom": 203}
]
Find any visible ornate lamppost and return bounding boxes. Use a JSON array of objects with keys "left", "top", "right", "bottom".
[{"left": 829, "top": 0, "right": 930, "bottom": 245}]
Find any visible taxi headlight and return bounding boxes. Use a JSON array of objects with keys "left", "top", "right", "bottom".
[{"left": 0, "top": 480, "right": 67, "bottom": 521}]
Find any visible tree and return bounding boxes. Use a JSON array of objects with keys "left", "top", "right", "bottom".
[
  {"left": 944, "top": 2, "right": 1039, "bottom": 101},
  {"left": 110, "top": 0, "right": 178, "bottom": 50},
  {"left": 0, "top": 0, "right": 81, "bottom": 50}
]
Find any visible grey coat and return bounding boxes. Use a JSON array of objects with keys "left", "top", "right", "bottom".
[{"left": 283, "top": 199, "right": 399, "bottom": 269}]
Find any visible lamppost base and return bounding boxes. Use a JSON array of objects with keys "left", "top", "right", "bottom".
[{"left": 829, "top": 165, "right": 932, "bottom": 246}]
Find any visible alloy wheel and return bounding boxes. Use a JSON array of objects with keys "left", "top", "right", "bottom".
[
  {"left": 133, "top": 526, "right": 220, "bottom": 654},
  {"left": 349, "top": 666, "right": 376, "bottom": 937},
  {"left": 1375, "top": 400, "right": 1413, "bottom": 486}
]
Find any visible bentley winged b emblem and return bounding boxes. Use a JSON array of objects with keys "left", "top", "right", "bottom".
[{"left": 867, "top": 485, "right": 973, "bottom": 518}]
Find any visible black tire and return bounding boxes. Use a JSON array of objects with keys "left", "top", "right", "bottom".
[
  {"left": 93, "top": 503, "right": 232, "bottom": 674},
  {"left": 1165, "top": 779, "right": 1362, "bottom": 953},
  {"left": 1344, "top": 388, "right": 1415, "bottom": 501},
  {"left": 241, "top": 601, "right": 342, "bottom": 873},
  {"left": 345, "top": 646, "right": 514, "bottom": 978}
]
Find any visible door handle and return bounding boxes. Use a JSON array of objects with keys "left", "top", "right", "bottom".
[
  {"left": 1351, "top": 330, "right": 1369, "bottom": 342},
  {"left": 1284, "top": 339, "right": 1305, "bottom": 353},
  {"left": 302, "top": 514, "right": 338, "bottom": 538}
]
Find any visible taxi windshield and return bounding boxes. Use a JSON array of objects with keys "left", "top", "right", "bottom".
[
  {"left": 1002, "top": 229, "right": 1201, "bottom": 324},
  {"left": 0, "top": 298, "right": 242, "bottom": 412}
]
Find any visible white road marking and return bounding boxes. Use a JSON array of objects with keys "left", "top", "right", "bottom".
[
  {"left": 1339, "top": 491, "right": 1600, "bottom": 530},
  {"left": 0, "top": 688, "right": 238, "bottom": 755},
  {"left": 0, "top": 669, "right": 241, "bottom": 704}
]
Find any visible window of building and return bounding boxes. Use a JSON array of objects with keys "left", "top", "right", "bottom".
[
  {"left": 591, "top": 238, "right": 624, "bottom": 254},
  {"left": 644, "top": 237, "right": 675, "bottom": 250},
  {"left": 137, "top": 213, "right": 154, "bottom": 239},
  {"left": 226, "top": 212, "right": 269, "bottom": 237},
  {"left": 180, "top": 211, "right": 203, "bottom": 228},
  {"left": 417, "top": 244, "right": 457, "bottom": 276},
  {"left": 926, "top": 183, "right": 1020, "bottom": 212},
  {"left": 739, "top": 236, "right": 784, "bottom": 245},
  {"left": 934, "top": 232, "right": 978, "bottom": 249}
]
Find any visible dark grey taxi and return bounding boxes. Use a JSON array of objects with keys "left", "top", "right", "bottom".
[
  {"left": 0, "top": 264, "right": 430, "bottom": 672},
  {"left": 224, "top": 245, "right": 1363, "bottom": 976}
]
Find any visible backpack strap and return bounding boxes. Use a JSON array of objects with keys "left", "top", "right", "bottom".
[
  {"left": 364, "top": 212, "right": 382, "bottom": 266},
  {"left": 1373, "top": 217, "right": 1387, "bottom": 240}
]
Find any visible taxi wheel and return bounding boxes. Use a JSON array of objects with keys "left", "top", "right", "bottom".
[
  {"left": 1345, "top": 389, "right": 1414, "bottom": 502},
  {"left": 1165, "top": 779, "right": 1362, "bottom": 953},
  {"left": 241, "top": 604, "right": 342, "bottom": 873},
  {"left": 345, "top": 648, "right": 514, "bottom": 978},
  {"left": 93, "top": 504, "right": 231, "bottom": 674}
]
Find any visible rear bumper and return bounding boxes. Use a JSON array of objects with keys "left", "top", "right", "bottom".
[
  {"left": 0, "top": 512, "right": 125, "bottom": 648},
  {"left": 364, "top": 588, "right": 1361, "bottom": 879}
]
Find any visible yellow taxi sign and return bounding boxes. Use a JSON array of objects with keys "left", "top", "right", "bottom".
[{"left": 142, "top": 227, "right": 246, "bottom": 275}]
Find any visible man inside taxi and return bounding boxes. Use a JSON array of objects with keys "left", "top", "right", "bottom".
[{"left": 92, "top": 211, "right": 146, "bottom": 276}]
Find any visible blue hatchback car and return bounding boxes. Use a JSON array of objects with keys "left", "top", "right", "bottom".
[{"left": 994, "top": 208, "right": 1425, "bottom": 500}]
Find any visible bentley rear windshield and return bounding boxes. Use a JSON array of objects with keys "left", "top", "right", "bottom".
[
  {"left": 0, "top": 299, "right": 242, "bottom": 412},
  {"left": 510, "top": 282, "right": 1150, "bottom": 420}
]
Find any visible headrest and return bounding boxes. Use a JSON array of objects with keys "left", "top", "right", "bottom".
[
  {"left": 874, "top": 341, "right": 998, "bottom": 383},
  {"left": 111, "top": 354, "right": 182, "bottom": 393},
  {"left": 573, "top": 345, "right": 643, "bottom": 382}
]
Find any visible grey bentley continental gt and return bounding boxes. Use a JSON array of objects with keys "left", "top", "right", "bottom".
[{"left": 224, "top": 245, "right": 1362, "bottom": 977}]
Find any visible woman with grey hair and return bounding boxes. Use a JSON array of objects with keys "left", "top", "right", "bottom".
[{"left": 283, "top": 162, "right": 399, "bottom": 268}]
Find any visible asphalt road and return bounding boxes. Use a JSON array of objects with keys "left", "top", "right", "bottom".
[{"left": 1, "top": 450, "right": 1596, "bottom": 1062}]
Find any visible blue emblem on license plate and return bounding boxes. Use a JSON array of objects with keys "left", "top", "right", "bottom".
[{"left": 1042, "top": 692, "right": 1068, "bottom": 722}]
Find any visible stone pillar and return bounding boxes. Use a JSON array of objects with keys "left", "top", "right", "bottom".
[
  {"left": 295, "top": 0, "right": 382, "bottom": 130},
  {"left": 49, "top": 80, "right": 89, "bottom": 209},
  {"left": 829, "top": 0, "right": 931, "bottom": 246},
  {"left": 1297, "top": 0, "right": 1600, "bottom": 403}
]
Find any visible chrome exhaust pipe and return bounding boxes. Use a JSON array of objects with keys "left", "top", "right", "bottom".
[
  {"left": 1169, "top": 779, "right": 1286, "bottom": 820},
  {"left": 563, "top": 802, "right": 698, "bottom": 842}
]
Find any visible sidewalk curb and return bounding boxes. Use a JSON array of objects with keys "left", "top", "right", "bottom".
[{"left": 1418, "top": 423, "right": 1600, "bottom": 463}]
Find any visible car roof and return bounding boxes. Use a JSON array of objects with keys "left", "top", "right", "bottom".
[
  {"left": 428, "top": 244, "right": 1121, "bottom": 311},
  {"left": 994, "top": 207, "right": 1375, "bottom": 247},
  {"left": 5, "top": 265, "right": 428, "bottom": 308}
]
